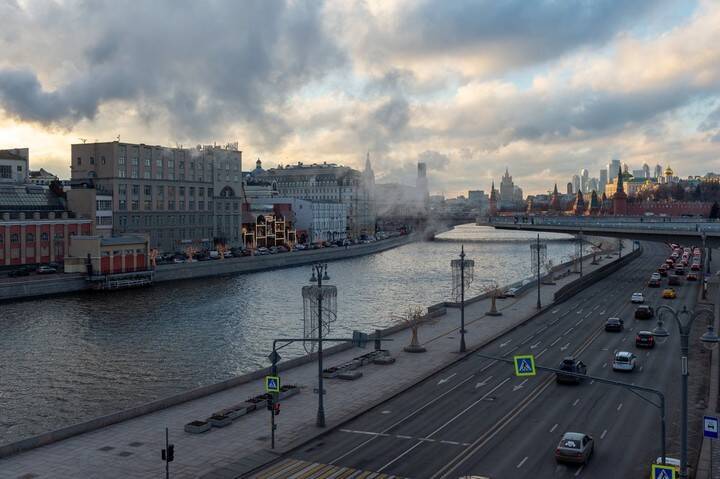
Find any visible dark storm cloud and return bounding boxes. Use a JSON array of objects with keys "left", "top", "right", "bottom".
[
  {"left": 0, "top": 0, "right": 345, "bottom": 146},
  {"left": 387, "top": 0, "right": 667, "bottom": 69}
]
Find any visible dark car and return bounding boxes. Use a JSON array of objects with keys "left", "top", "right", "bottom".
[
  {"left": 604, "top": 317, "right": 624, "bottom": 332},
  {"left": 555, "top": 432, "right": 594, "bottom": 464},
  {"left": 556, "top": 357, "right": 587, "bottom": 384},
  {"left": 674, "top": 266, "right": 686, "bottom": 276},
  {"left": 634, "top": 305, "right": 654, "bottom": 319},
  {"left": 636, "top": 331, "right": 655, "bottom": 348},
  {"left": 658, "top": 267, "right": 668, "bottom": 277},
  {"left": 648, "top": 278, "right": 661, "bottom": 287},
  {"left": 8, "top": 267, "right": 30, "bottom": 277}
]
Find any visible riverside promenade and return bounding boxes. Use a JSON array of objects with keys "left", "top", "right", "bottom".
[{"left": 0, "top": 244, "right": 633, "bottom": 479}]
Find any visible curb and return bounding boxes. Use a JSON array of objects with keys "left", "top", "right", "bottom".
[{"left": 236, "top": 246, "right": 642, "bottom": 478}]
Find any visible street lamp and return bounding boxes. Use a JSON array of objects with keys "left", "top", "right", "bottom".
[
  {"left": 306, "top": 263, "right": 333, "bottom": 428},
  {"left": 652, "top": 305, "right": 719, "bottom": 477},
  {"left": 451, "top": 245, "right": 474, "bottom": 353},
  {"left": 530, "top": 235, "right": 546, "bottom": 309}
]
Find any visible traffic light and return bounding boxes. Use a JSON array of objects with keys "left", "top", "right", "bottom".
[
  {"left": 274, "top": 402, "right": 280, "bottom": 416},
  {"left": 161, "top": 444, "right": 174, "bottom": 462},
  {"left": 266, "top": 396, "right": 274, "bottom": 411}
]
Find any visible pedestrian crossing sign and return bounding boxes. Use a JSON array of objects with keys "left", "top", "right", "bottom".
[
  {"left": 651, "top": 463, "right": 676, "bottom": 479},
  {"left": 513, "top": 355, "right": 536, "bottom": 377},
  {"left": 265, "top": 375, "right": 280, "bottom": 393}
]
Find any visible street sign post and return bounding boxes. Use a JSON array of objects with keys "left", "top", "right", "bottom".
[
  {"left": 651, "top": 463, "right": 676, "bottom": 479},
  {"left": 265, "top": 375, "right": 280, "bottom": 393},
  {"left": 513, "top": 355, "right": 536, "bottom": 377}
]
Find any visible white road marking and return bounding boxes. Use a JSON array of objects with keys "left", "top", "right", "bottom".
[
  {"left": 502, "top": 346, "right": 520, "bottom": 357},
  {"left": 617, "top": 403, "right": 623, "bottom": 411},
  {"left": 530, "top": 341, "right": 541, "bottom": 349},
  {"left": 437, "top": 373, "right": 457, "bottom": 385},
  {"left": 593, "top": 304, "right": 600, "bottom": 310},
  {"left": 575, "top": 319, "right": 583, "bottom": 326},
  {"left": 517, "top": 456, "right": 528, "bottom": 468},
  {"left": 590, "top": 380, "right": 595, "bottom": 385},
  {"left": 381, "top": 410, "right": 391, "bottom": 414},
  {"left": 550, "top": 337, "right": 562, "bottom": 347},
  {"left": 552, "top": 309, "right": 559, "bottom": 314},
  {"left": 601, "top": 429, "right": 608, "bottom": 439},
  {"left": 572, "top": 398, "right": 580, "bottom": 407},
  {"left": 577, "top": 309, "right": 583, "bottom": 314},
  {"left": 602, "top": 362, "right": 607, "bottom": 368},
  {"left": 584, "top": 311, "right": 593, "bottom": 318},
  {"left": 600, "top": 310, "right": 606, "bottom": 315},
  {"left": 550, "top": 423, "right": 559, "bottom": 433},
  {"left": 475, "top": 376, "right": 493, "bottom": 389},
  {"left": 564, "top": 327, "right": 574, "bottom": 335},
  {"left": 520, "top": 334, "right": 534, "bottom": 344},
  {"left": 536, "top": 348, "right": 549, "bottom": 358},
  {"left": 646, "top": 351, "right": 651, "bottom": 357},
  {"left": 500, "top": 339, "right": 512, "bottom": 348},
  {"left": 513, "top": 379, "right": 529, "bottom": 391},
  {"left": 639, "top": 366, "right": 643, "bottom": 372},
  {"left": 340, "top": 429, "right": 389, "bottom": 437},
  {"left": 396, "top": 434, "right": 412, "bottom": 439},
  {"left": 622, "top": 336, "right": 627, "bottom": 342},
  {"left": 480, "top": 360, "right": 496, "bottom": 372},
  {"left": 535, "top": 326, "right": 548, "bottom": 335},
  {"left": 575, "top": 465, "right": 584, "bottom": 477},
  {"left": 560, "top": 342, "right": 570, "bottom": 351},
  {"left": 441, "top": 440, "right": 461, "bottom": 445}
]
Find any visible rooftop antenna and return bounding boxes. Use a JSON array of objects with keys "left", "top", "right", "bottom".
[
  {"left": 116, "top": 134, "right": 120, "bottom": 142},
  {"left": 79, "top": 138, "right": 87, "bottom": 144}
]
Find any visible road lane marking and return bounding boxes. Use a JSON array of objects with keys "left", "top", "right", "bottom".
[
  {"left": 376, "top": 377, "right": 512, "bottom": 472},
  {"left": 577, "top": 309, "right": 583, "bottom": 314},
  {"left": 646, "top": 352, "right": 651, "bottom": 357},
  {"left": 535, "top": 326, "right": 548, "bottom": 335},
  {"left": 550, "top": 337, "right": 562, "bottom": 347},
  {"left": 550, "top": 423, "right": 558, "bottom": 433},
  {"left": 617, "top": 403, "right": 623, "bottom": 411},
  {"left": 600, "top": 429, "right": 608, "bottom": 439},
  {"left": 502, "top": 346, "right": 520, "bottom": 357},
  {"left": 437, "top": 373, "right": 457, "bottom": 385},
  {"left": 441, "top": 440, "right": 460, "bottom": 445},
  {"left": 396, "top": 435, "right": 412, "bottom": 439},
  {"left": 564, "top": 327, "right": 574, "bottom": 335},
  {"left": 339, "top": 429, "right": 389, "bottom": 437},
  {"left": 584, "top": 311, "right": 593, "bottom": 318},
  {"left": 560, "top": 342, "right": 570, "bottom": 351},
  {"left": 576, "top": 319, "right": 583, "bottom": 326},
  {"left": 600, "top": 310, "right": 606, "bottom": 315},
  {"left": 574, "top": 465, "right": 584, "bottom": 477},
  {"left": 500, "top": 339, "right": 512, "bottom": 348},
  {"left": 602, "top": 362, "right": 607, "bottom": 368},
  {"left": 572, "top": 398, "right": 580, "bottom": 407},
  {"left": 517, "top": 456, "right": 528, "bottom": 468},
  {"left": 639, "top": 366, "right": 644, "bottom": 372},
  {"left": 593, "top": 304, "right": 600, "bottom": 310},
  {"left": 536, "top": 348, "right": 549, "bottom": 358},
  {"left": 622, "top": 336, "right": 627, "bottom": 342},
  {"left": 480, "top": 361, "right": 496, "bottom": 372},
  {"left": 552, "top": 309, "right": 559, "bottom": 314},
  {"left": 513, "top": 379, "right": 528, "bottom": 392},
  {"left": 530, "top": 341, "right": 541, "bottom": 349},
  {"left": 475, "top": 376, "right": 493, "bottom": 389},
  {"left": 520, "top": 334, "right": 534, "bottom": 344},
  {"left": 381, "top": 410, "right": 391, "bottom": 414}
]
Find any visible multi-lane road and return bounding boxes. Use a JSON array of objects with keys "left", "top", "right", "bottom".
[{"left": 251, "top": 242, "right": 704, "bottom": 478}]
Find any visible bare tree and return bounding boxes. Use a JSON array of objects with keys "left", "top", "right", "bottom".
[{"left": 393, "top": 305, "right": 427, "bottom": 353}]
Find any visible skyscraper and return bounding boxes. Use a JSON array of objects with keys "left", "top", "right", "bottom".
[
  {"left": 581, "top": 169, "right": 589, "bottom": 192},
  {"left": 654, "top": 164, "right": 663, "bottom": 180},
  {"left": 500, "top": 168, "right": 514, "bottom": 209},
  {"left": 599, "top": 169, "right": 608, "bottom": 189},
  {"left": 572, "top": 174, "right": 581, "bottom": 194},
  {"left": 642, "top": 163, "right": 650, "bottom": 179},
  {"left": 608, "top": 158, "right": 621, "bottom": 182}
]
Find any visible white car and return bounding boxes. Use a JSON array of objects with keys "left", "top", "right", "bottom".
[
  {"left": 631, "top": 292, "right": 645, "bottom": 303},
  {"left": 504, "top": 287, "right": 520, "bottom": 297},
  {"left": 650, "top": 273, "right": 661, "bottom": 281},
  {"left": 612, "top": 351, "right": 637, "bottom": 371}
]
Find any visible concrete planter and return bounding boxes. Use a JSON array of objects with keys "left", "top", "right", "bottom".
[
  {"left": 278, "top": 386, "right": 300, "bottom": 400},
  {"left": 322, "top": 367, "right": 339, "bottom": 378},
  {"left": 373, "top": 356, "right": 396, "bottom": 365},
  {"left": 209, "top": 414, "right": 232, "bottom": 428},
  {"left": 338, "top": 371, "right": 363, "bottom": 380},
  {"left": 184, "top": 420, "right": 211, "bottom": 434}
]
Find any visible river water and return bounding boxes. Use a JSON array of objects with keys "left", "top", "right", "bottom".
[{"left": 0, "top": 225, "right": 587, "bottom": 444}]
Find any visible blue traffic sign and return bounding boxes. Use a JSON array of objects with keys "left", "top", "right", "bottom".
[
  {"left": 651, "top": 463, "right": 676, "bottom": 479},
  {"left": 265, "top": 375, "right": 280, "bottom": 393},
  {"left": 704, "top": 416, "right": 719, "bottom": 439},
  {"left": 513, "top": 355, "right": 536, "bottom": 377}
]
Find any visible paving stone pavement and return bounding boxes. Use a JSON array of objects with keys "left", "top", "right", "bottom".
[{"left": 0, "top": 247, "right": 628, "bottom": 479}]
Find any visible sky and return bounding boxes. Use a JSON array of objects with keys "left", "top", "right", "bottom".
[{"left": 0, "top": 0, "right": 719, "bottom": 197}]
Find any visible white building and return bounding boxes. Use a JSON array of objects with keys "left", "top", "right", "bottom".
[
  {"left": 246, "top": 196, "right": 347, "bottom": 243},
  {"left": 0, "top": 148, "right": 29, "bottom": 184}
]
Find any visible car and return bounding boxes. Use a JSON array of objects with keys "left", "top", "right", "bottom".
[
  {"left": 651, "top": 272, "right": 661, "bottom": 280},
  {"left": 223, "top": 251, "right": 234, "bottom": 258},
  {"left": 691, "top": 263, "right": 701, "bottom": 271},
  {"left": 658, "top": 267, "right": 668, "bottom": 277},
  {"left": 613, "top": 351, "right": 637, "bottom": 371},
  {"left": 635, "top": 305, "right": 654, "bottom": 319},
  {"left": 648, "top": 278, "right": 661, "bottom": 288},
  {"left": 8, "top": 267, "right": 30, "bottom": 277},
  {"left": 172, "top": 257, "right": 186, "bottom": 263},
  {"left": 687, "top": 273, "right": 698, "bottom": 281},
  {"left": 556, "top": 357, "right": 587, "bottom": 384},
  {"left": 605, "top": 317, "right": 624, "bottom": 331},
  {"left": 663, "top": 288, "right": 677, "bottom": 299},
  {"left": 504, "top": 287, "right": 520, "bottom": 297},
  {"left": 631, "top": 292, "right": 645, "bottom": 303},
  {"left": 255, "top": 247, "right": 270, "bottom": 255},
  {"left": 668, "top": 275, "right": 682, "bottom": 286},
  {"left": 674, "top": 266, "right": 685, "bottom": 276},
  {"left": 666, "top": 258, "right": 675, "bottom": 265},
  {"left": 555, "top": 432, "right": 594, "bottom": 464},
  {"left": 636, "top": 331, "right": 655, "bottom": 348}
]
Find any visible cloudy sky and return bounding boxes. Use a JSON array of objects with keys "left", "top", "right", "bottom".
[{"left": 0, "top": 0, "right": 718, "bottom": 196}]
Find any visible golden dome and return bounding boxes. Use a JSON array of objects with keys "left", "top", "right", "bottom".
[{"left": 664, "top": 165, "right": 674, "bottom": 176}]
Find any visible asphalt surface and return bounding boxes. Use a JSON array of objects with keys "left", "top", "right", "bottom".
[{"left": 254, "top": 242, "right": 703, "bottom": 479}]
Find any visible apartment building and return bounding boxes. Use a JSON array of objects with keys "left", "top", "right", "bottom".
[{"left": 71, "top": 141, "right": 243, "bottom": 252}]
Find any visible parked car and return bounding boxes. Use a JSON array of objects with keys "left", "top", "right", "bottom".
[
  {"left": 256, "top": 247, "right": 270, "bottom": 256},
  {"left": 37, "top": 265, "right": 58, "bottom": 274},
  {"left": 636, "top": 331, "right": 655, "bottom": 348},
  {"left": 687, "top": 273, "right": 698, "bottom": 281},
  {"left": 605, "top": 317, "right": 624, "bottom": 332},
  {"left": 631, "top": 292, "right": 645, "bottom": 303},
  {"left": 504, "top": 287, "right": 520, "bottom": 297},
  {"left": 663, "top": 288, "right": 677, "bottom": 299},
  {"left": 555, "top": 432, "right": 594, "bottom": 464},
  {"left": 635, "top": 305, "right": 654, "bottom": 319},
  {"left": 612, "top": 351, "right": 637, "bottom": 371},
  {"left": 556, "top": 357, "right": 587, "bottom": 384},
  {"left": 8, "top": 267, "right": 30, "bottom": 277},
  {"left": 223, "top": 251, "right": 234, "bottom": 258}
]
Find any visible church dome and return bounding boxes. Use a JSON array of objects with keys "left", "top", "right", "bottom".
[{"left": 664, "top": 165, "right": 674, "bottom": 176}]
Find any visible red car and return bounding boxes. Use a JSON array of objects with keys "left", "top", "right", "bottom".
[{"left": 687, "top": 273, "right": 698, "bottom": 281}]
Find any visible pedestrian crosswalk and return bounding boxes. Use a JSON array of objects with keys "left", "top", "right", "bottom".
[{"left": 249, "top": 458, "right": 405, "bottom": 479}]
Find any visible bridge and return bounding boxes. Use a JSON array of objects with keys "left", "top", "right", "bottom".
[{"left": 481, "top": 216, "right": 720, "bottom": 248}]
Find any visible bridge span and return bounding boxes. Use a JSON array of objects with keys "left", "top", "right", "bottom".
[{"left": 481, "top": 216, "right": 720, "bottom": 248}]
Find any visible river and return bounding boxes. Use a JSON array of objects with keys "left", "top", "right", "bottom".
[{"left": 0, "top": 225, "right": 591, "bottom": 444}]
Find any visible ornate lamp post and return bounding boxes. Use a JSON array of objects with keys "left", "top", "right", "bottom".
[
  {"left": 302, "top": 263, "right": 336, "bottom": 427},
  {"left": 530, "top": 234, "right": 547, "bottom": 309},
  {"left": 652, "top": 305, "right": 719, "bottom": 477},
  {"left": 451, "top": 245, "right": 474, "bottom": 353}
]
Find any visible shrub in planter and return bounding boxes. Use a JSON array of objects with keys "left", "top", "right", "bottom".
[
  {"left": 184, "top": 420, "right": 211, "bottom": 434},
  {"left": 209, "top": 414, "right": 232, "bottom": 428}
]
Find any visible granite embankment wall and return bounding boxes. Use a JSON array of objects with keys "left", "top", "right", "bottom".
[{"left": 0, "top": 234, "right": 415, "bottom": 302}]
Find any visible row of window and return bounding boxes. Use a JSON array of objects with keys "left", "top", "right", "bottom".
[
  {"left": 2, "top": 232, "right": 62, "bottom": 243},
  {"left": 116, "top": 214, "right": 214, "bottom": 227},
  {"left": 118, "top": 185, "right": 213, "bottom": 198}
]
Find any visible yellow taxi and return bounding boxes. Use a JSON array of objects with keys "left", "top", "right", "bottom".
[{"left": 662, "top": 288, "right": 677, "bottom": 299}]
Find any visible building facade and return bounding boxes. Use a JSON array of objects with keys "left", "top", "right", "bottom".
[
  {"left": 71, "top": 141, "right": 243, "bottom": 252},
  {"left": 253, "top": 160, "right": 375, "bottom": 239},
  {"left": 0, "top": 148, "right": 29, "bottom": 184}
]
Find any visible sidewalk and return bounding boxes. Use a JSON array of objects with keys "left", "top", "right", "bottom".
[{"left": 0, "top": 246, "right": 631, "bottom": 479}]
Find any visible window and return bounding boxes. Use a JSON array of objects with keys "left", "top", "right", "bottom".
[
  {"left": 198, "top": 201, "right": 204, "bottom": 210},
  {"left": 208, "top": 188, "right": 213, "bottom": 197},
  {"left": 41, "top": 232, "right": 49, "bottom": 241},
  {"left": 131, "top": 167, "right": 138, "bottom": 178},
  {"left": 156, "top": 158, "right": 163, "bottom": 167},
  {"left": 156, "top": 199, "right": 164, "bottom": 210},
  {"left": 77, "top": 157, "right": 82, "bottom": 165},
  {"left": 168, "top": 200, "right": 175, "bottom": 210},
  {"left": 199, "top": 187, "right": 204, "bottom": 197},
  {"left": 118, "top": 157, "right": 126, "bottom": 165},
  {"left": 26, "top": 232, "right": 34, "bottom": 242},
  {"left": 144, "top": 200, "right": 152, "bottom": 210},
  {"left": 0, "top": 165, "right": 11, "bottom": 179},
  {"left": 119, "top": 199, "right": 127, "bottom": 210},
  {"left": 179, "top": 186, "right": 185, "bottom": 196},
  {"left": 189, "top": 201, "right": 195, "bottom": 210},
  {"left": 132, "top": 184, "right": 140, "bottom": 196},
  {"left": 10, "top": 233, "right": 19, "bottom": 243},
  {"left": 101, "top": 156, "right": 106, "bottom": 165},
  {"left": 131, "top": 200, "right": 139, "bottom": 210},
  {"left": 131, "top": 158, "right": 139, "bottom": 166},
  {"left": 118, "top": 169, "right": 126, "bottom": 178},
  {"left": 168, "top": 159, "right": 174, "bottom": 168},
  {"left": 144, "top": 158, "right": 151, "bottom": 167},
  {"left": 157, "top": 185, "right": 164, "bottom": 198},
  {"left": 144, "top": 185, "right": 152, "bottom": 196},
  {"left": 144, "top": 171, "right": 151, "bottom": 179},
  {"left": 189, "top": 187, "right": 195, "bottom": 197}
]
